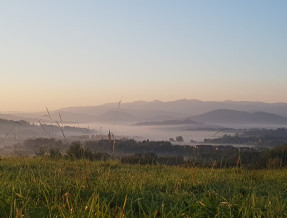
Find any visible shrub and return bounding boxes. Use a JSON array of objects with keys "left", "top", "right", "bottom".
[
  {"left": 49, "top": 148, "right": 62, "bottom": 159},
  {"left": 67, "top": 142, "right": 94, "bottom": 160}
]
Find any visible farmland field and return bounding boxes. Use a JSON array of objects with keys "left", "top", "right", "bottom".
[{"left": 0, "top": 157, "right": 286, "bottom": 217}]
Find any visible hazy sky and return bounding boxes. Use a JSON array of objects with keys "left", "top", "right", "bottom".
[{"left": 1, "top": 1, "right": 287, "bottom": 112}]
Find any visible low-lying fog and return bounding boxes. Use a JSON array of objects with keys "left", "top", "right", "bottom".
[
  {"left": 3, "top": 120, "right": 275, "bottom": 151},
  {"left": 71, "top": 122, "right": 238, "bottom": 145}
]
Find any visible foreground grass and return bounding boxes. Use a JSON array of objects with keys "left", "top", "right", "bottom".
[{"left": 0, "top": 158, "right": 286, "bottom": 217}]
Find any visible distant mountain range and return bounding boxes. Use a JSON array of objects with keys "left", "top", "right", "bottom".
[
  {"left": 5, "top": 99, "right": 287, "bottom": 126},
  {"left": 134, "top": 109, "right": 287, "bottom": 126},
  {"left": 189, "top": 109, "right": 287, "bottom": 125}
]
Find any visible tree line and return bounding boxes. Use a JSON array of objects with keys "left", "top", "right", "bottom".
[{"left": 4, "top": 137, "right": 287, "bottom": 169}]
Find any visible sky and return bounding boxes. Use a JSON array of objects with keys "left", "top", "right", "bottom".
[{"left": 1, "top": 1, "right": 287, "bottom": 112}]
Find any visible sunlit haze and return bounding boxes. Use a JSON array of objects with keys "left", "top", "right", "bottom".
[{"left": 1, "top": 1, "right": 287, "bottom": 112}]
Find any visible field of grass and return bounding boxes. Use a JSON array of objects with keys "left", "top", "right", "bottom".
[{"left": 0, "top": 157, "right": 287, "bottom": 217}]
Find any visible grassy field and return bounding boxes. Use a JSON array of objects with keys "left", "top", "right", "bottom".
[{"left": 0, "top": 157, "right": 286, "bottom": 217}]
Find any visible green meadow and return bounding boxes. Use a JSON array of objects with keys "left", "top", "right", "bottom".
[{"left": 0, "top": 157, "right": 286, "bottom": 217}]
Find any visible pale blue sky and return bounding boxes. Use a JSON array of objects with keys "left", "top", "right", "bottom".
[{"left": 0, "top": 1, "right": 286, "bottom": 111}]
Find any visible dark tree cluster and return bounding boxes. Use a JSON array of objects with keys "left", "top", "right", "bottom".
[
  {"left": 66, "top": 142, "right": 111, "bottom": 161},
  {"left": 204, "top": 128, "right": 287, "bottom": 147}
]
